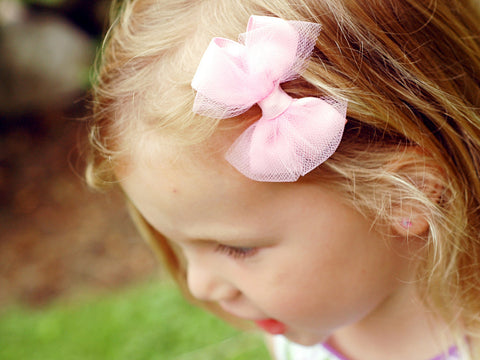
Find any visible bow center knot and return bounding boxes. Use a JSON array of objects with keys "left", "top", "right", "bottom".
[{"left": 257, "top": 85, "right": 293, "bottom": 120}]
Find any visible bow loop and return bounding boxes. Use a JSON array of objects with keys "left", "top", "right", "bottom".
[
  {"left": 240, "top": 16, "right": 299, "bottom": 81},
  {"left": 192, "top": 15, "right": 322, "bottom": 119},
  {"left": 225, "top": 98, "right": 347, "bottom": 182}
]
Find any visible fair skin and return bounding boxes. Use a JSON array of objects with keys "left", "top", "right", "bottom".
[{"left": 119, "top": 143, "right": 451, "bottom": 360}]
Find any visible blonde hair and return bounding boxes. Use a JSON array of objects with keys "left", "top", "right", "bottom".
[{"left": 87, "top": 0, "right": 480, "bottom": 356}]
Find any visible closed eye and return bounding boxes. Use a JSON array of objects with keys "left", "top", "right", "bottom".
[{"left": 215, "top": 244, "right": 259, "bottom": 260}]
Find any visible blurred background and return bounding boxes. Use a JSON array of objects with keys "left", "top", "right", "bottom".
[
  {"left": 0, "top": 1, "right": 269, "bottom": 358},
  {"left": 0, "top": 0, "right": 158, "bottom": 311}
]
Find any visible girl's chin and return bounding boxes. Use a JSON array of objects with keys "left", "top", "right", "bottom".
[{"left": 282, "top": 329, "right": 329, "bottom": 346}]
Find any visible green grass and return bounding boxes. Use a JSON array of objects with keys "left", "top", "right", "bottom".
[{"left": 0, "top": 281, "right": 270, "bottom": 360}]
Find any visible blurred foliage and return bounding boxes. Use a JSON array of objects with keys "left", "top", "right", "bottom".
[{"left": 0, "top": 281, "right": 270, "bottom": 360}]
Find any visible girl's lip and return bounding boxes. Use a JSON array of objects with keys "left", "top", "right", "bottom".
[{"left": 254, "top": 319, "right": 286, "bottom": 335}]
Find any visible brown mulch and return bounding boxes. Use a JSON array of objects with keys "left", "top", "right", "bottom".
[{"left": 0, "top": 103, "right": 159, "bottom": 309}]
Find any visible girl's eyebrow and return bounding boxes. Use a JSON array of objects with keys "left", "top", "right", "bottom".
[
  {"left": 175, "top": 222, "right": 279, "bottom": 245},
  {"left": 180, "top": 229, "right": 246, "bottom": 244},
  {"left": 169, "top": 237, "right": 251, "bottom": 252},
  {"left": 183, "top": 232, "right": 274, "bottom": 246},
  {"left": 187, "top": 236, "right": 258, "bottom": 246}
]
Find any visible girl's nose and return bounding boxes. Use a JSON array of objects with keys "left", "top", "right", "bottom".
[{"left": 186, "top": 262, "right": 240, "bottom": 303}]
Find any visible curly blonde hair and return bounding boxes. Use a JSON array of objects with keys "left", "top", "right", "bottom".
[{"left": 87, "top": 0, "right": 480, "bottom": 357}]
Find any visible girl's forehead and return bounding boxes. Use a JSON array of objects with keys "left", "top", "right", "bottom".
[
  {"left": 119, "top": 142, "right": 278, "bottom": 222},
  {"left": 120, "top": 145, "right": 342, "bottom": 247},
  {"left": 123, "top": 118, "right": 253, "bottom": 176}
]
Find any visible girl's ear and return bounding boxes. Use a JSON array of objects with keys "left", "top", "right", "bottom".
[{"left": 389, "top": 149, "right": 445, "bottom": 237}]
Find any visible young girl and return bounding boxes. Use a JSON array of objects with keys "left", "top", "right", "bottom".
[{"left": 86, "top": 0, "right": 480, "bottom": 359}]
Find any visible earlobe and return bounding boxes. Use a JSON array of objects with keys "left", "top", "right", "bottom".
[
  {"left": 392, "top": 212, "right": 429, "bottom": 237},
  {"left": 394, "top": 179, "right": 444, "bottom": 237},
  {"left": 389, "top": 148, "right": 445, "bottom": 238}
]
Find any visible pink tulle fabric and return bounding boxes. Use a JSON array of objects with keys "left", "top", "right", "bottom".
[{"left": 191, "top": 15, "right": 347, "bottom": 182}]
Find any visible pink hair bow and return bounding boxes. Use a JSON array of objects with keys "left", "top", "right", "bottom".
[{"left": 192, "top": 15, "right": 347, "bottom": 182}]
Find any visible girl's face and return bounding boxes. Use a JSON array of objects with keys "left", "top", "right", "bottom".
[{"left": 120, "top": 149, "right": 415, "bottom": 346}]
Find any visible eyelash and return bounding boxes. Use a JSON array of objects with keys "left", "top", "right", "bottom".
[{"left": 215, "top": 244, "right": 259, "bottom": 260}]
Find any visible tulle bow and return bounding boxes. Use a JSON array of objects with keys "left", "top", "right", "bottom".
[{"left": 192, "top": 15, "right": 347, "bottom": 182}]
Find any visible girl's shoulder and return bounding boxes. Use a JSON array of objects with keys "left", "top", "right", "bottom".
[{"left": 271, "top": 335, "right": 461, "bottom": 360}]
